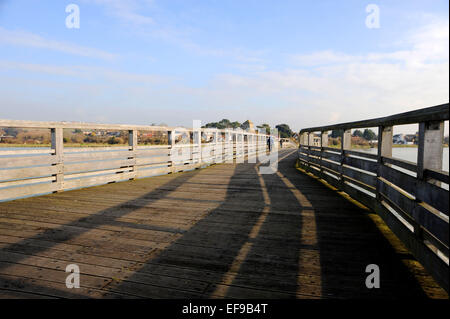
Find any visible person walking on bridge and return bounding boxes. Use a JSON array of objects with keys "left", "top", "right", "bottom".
[{"left": 267, "top": 136, "right": 275, "bottom": 152}]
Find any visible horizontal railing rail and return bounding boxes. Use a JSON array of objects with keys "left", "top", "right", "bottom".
[
  {"left": 0, "top": 120, "right": 275, "bottom": 202},
  {"left": 298, "top": 103, "right": 449, "bottom": 293}
]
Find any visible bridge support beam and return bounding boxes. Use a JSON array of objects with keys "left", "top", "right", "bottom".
[
  {"left": 128, "top": 129, "right": 138, "bottom": 179},
  {"left": 417, "top": 121, "right": 444, "bottom": 183},
  {"left": 51, "top": 127, "right": 64, "bottom": 192},
  {"left": 340, "top": 129, "right": 351, "bottom": 183},
  {"left": 376, "top": 126, "right": 393, "bottom": 200}
]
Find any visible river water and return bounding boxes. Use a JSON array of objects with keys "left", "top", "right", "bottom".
[{"left": 357, "top": 147, "right": 449, "bottom": 172}]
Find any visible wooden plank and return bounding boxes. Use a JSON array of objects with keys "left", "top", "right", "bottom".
[
  {"left": 343, "top": 156, "right": 378, "bottom": 173},
  {"left": 321, "top": 151, "right": 342, "bottom": 162},
  {"left": 64, "top": 146, "right": 131, "bottom": 153},
  {"left": 344, "top": 149, "right": 378, "bottom": 160},
  {"left": 424, "top": 169, "right": 449, "bottom": 185},
  {"left": 63, "top": 172, "right": 136, "bottom": 190},
  {"left": 64, "top": 150, "right": 132, "bottom": 162},
  {"left": 0, "top": 166, "right": 59, "bottom": 182},
  {"left": 382, "top": 156, "right": 417, "bottom": 173},
  {"left": 0, "top": 176, "right": 56, "bottom": 188},
  {"left": 64, "top": 159, "right": 135, "bottom": 174},
  {"left": 0, "top": 119, "right": 173, "bottom": 131},
  {"left": 0, "top": 149, "right": 55, "bottom": 156},
  {"left": 379, "top": 164, "right": 417, "bottom": 196},
  {"left": 320, "top": 159, "right": 340, "bottom": 172},
  {"left": 378, "top": 180, "right": 448, "bottom": 246},
  {"left": 65, "top": 167, "right": 133, "bottom": 180},
  {"left": 0, "top": 155, "right": 58, "bottom": 169},
  {"left": 416, "top": 180, "right": 449, "bottom": 216},
  {"left": 135, "top": 149, "right": 171, "bottom": 157},
  {"left": 342, "top": 166, "right": 377, "bottom": 188},
  {"left": 0, "top": 183, "right": 58, "bottom": 201},
  {"left": 135, "top": 156, "right": 171, "bottom": 166}
]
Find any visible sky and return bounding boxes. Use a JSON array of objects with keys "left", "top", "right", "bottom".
[{"left": 0, "top": 0, "right": 448, "bottom": 133}]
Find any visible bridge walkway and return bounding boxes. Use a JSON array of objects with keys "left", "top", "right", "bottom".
[{"left": 0, "top": 149, "right": 446, "bottom": 298}]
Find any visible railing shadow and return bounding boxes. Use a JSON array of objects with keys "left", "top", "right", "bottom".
[
  {"left": 221, "top": 151, "right": 306, "bottom": 298},
  {"left": 276, "top": 153, "right": 429, "bottom": 298},
  {"left": 108, "top": 159, "right": 268, "bottom": 298},
  {"left": 0, "top": 150, "right": 432, "bottom": 298},
  {"left": 0, "top": 167, "right": 207, "bottom": 297}
]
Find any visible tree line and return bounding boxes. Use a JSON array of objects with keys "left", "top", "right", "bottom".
[{"left": 202, "top": 119, "right": 295, "bottom": 138}]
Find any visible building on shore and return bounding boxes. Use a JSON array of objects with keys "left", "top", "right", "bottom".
[{"left": 241, "top": 120, "right": 256, "bottom": 133}]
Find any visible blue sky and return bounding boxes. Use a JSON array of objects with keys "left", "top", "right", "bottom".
[{"left": 0, "top": 0, "right": 448, "bottom": 132}]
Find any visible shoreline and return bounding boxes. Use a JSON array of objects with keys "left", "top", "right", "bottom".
[{"left": 0, "top": 143, "right": 448, "bottom": 149}]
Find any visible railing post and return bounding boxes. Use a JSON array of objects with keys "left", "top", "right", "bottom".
[
  {"left": 168, "top": 130, "right": 175, "bottom": 173},
  {"left": 192, "top": 122, "right": 202, "bottom": 165},
  {"left": 417, "top": 121, "right": 444, "bottom": 184},
  {"left": 225, "top": 130, "right": 232, "bottom": 163},
  {"left": 128, "top": 129, "right": 138, "bottom": 179},
  {"left": 376, "top": 126, "right": 393, "bottom": 200},
  {"left": 320, "top": 131, "right": 328, "bottom": 178},
  {"left": 308, "top": 132, "right": 314, "bottom": 146},
  {"left": 51, "top": 127, "right": 64, "bottom": 192},
  {"left": 321, "top": 131, "right": 328, "bottom": 148},
  {"left": 237, "top": 133, "right": 244, "bottom": 163},
  {"left": 212, "top": 131, "right": 217, "bottom": 164},
  {"left": 257, "top": 134, "right": 260, "bottom": 157},
  {"left": 244, "top": 133, "right": 248, "bottom": 157},
  {"left": 340, "top": 129, "right": 351, "bottom": 182}
]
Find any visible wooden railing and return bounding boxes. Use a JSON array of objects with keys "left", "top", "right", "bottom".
[
  {"left": 0, "top": 119, "right": 272, "bottom": 202},
  {"left": 297, "top": 103, "right": 449, "bottom": 293}
]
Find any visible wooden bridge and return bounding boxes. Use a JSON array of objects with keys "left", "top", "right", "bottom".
[{"left": 0, "top": 104, "right": 448, "bottom": 299}]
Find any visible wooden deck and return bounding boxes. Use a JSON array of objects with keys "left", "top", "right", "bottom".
[{"left": 0, "top": 149, "right": 447, "bottom": 298}]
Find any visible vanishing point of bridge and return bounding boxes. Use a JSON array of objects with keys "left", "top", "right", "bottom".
[{"left": 0, "top": 104, "right": 448, "bottom": 298}]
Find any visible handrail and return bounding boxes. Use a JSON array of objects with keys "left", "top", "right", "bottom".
[
  {"left": 297, "top": 103, "right": 449, "bottom": 293},
  {"left": 0, "top": 121, "right": 277, "bottom": 204},
  {"left": 300, "top": 103, "right": 448, "bottom": 133}
]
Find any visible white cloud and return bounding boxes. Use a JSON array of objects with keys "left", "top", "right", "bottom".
[
  {"left": 0, "top": 19, "right": 448, "bottom": 134},
  {"left": 291, "top": 51, "right": 358, "bottom": 67},
  {"left": 0, "top": 60, "right": 171, "bottom": 84},
  {"left": 87, "top": 0, "right": 154, "bottom": 25},
  {"left": 87, "top": 0, "right": 266, "bottom": 63},
  {"left": 292, "top": 19, "right": 448, "bottom": 68},
  {"left": 0, "top": 27, "right": 118, "bottom": 61}
]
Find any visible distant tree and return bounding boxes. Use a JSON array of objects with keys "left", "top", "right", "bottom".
[
  {"left": 107, "top": 136, "right": 123, "bottom": 144},
  {"left": 353, "top": 129, "right": 363, "bottom": 137},
  {"left": 203, "top": 119, "right": 234, "bottom": 129},
  {"left": 3, "top": 127, "right": 20, "bottom": 137},
  {"left": 363, "top": 129, "right": 377, "bottom": 141},
  {"left": 230, "top": 121, "right": 241, "bottom": 129},
  {"left": 275, "top": 124, "right": 293, "bottom": 138},
  {"left": 73, "top": 129, "right": 82, "bottom": 134},
  {"left": 329, "top": 130, "right": 341, "bottom": 138},
  {"left": 71, "top": 134, "right": 84, "bottom": 144}
]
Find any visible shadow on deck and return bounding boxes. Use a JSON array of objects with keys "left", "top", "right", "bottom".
[{"left": 0, "top": 149, "right": 447, "bottom": 298}]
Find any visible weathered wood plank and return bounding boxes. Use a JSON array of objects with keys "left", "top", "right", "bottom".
[
  {"left": 343, "top": 156, "right": 378, "bottom": 173},
  {"left": 0, "top": 155, "right": 58, "bottom": 169},
  {"left": 0, "top": 166, "right": 59, "bottom": 182},
  {"left": 64, "top": 159, "right": 135, "bottom": 174}
]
